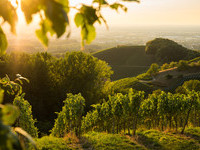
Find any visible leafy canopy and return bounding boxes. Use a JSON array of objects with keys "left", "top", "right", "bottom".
[{"left": 0, "top": 0, "right": 139, "bottom": 53}]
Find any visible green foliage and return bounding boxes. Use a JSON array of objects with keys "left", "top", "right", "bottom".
[
  {"left": 0, "top": 87, "right": 36, "bottom": 150},
  {"left": 49, "top": 51, "right": 113, "bottom": 108},
  {"left": 146, "top": 63, "right": 160, "bottom": 76},
  {"left": 51, "top": 93, "right": 85, "bottom": 137},
  {"left": 82, "top": 89, "right": 145, "bottom": 135},
  {"left": 181, "top": 80, "right": 200, "bottom": 92},
  {"left": 140, "top": 91, "right": 200, "bottom": 133},
  {"left": 160, "top": 57, "right": 200, "bottom": 71},
  {"left": 175, "top": 86, "right": 187, "bottom": 94},
  {"left": 0, "top": 0, "right": 18, "bottom": 33},
  {"left": 75, "top": 5, "right": 98, "bottom": 46},
  {"left": 13, "top": 94, "right": 38, "bottom": 138},
  {"left": 0, "top": 26, "right": 8, "bottom": 55},
  {"left": 0, "top": 52, "right": 112, "bottom": 127},
  {"left": 0, "top": 75, "right": 23, "bottom": 96},
  {"left": 160, "top": 61, "right": 178, "bottom": 70},
  {"left": 177, "top": 60, "right": 189, "bottom": 71},
  {"left": 136, "top": 73, "right": 152, "bottom": 80},
  {"left": 83, "top": 131, "right": 145, "bottom": 150}
]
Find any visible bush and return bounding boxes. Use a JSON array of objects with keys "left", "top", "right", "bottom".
[
  {"left": 146, "top": 63, "right": 160, "bottom": 76},
  {"left": 177, "top": 60, "right": 189, "bottom": 71},
  {"left": 182, "top": 80, "right": 200, "bottom": 92}
]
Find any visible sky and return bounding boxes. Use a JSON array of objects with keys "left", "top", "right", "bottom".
[
  {"left": 4, "top": 0, "right": 200, "bottom": 35},
  {"left": 101, "top": 0, "right": 200, "bottom": 26}
]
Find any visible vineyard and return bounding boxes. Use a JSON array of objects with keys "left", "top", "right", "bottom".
[
  {"left": 1, "top": 73, "right": 200, "bottom": 149},
  {"left": 81, "top": 89, "right": 200, "bottom": 135},
  {"left": 1, "top": 58, "right": 200, "bottom": 149},
  {"left": 165, "top": 72, "right": 200, "bottom": 92}
]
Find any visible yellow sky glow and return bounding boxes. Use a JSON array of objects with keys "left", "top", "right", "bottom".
[{"left": 7, "top": 0, "right": 200, "bottom": 34}]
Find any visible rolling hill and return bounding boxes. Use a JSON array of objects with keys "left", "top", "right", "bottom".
[
  {"left": 93, "top": 46, "right": 158, "bottom": 80},
  {"left": 109, "top": 59, "right": 200, "bottom": 94}
]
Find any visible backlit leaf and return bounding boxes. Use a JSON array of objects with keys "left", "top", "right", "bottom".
[
  {"left": 21, "top": 0, "right": 42, "bottom": 24},
  {"left": 45, "top": 0, "right": 69, "bottom": 38},
  {"left": 0, "top": 89, "right": 4, "bottom": 104},
  {"left": 86, "top": 25, "right": 96, "bottom": 44},
  {"left": 74, "top": 13, "right": 84, "bottom": 27},
  {"left": 0, "top": 26, "right": 8, "bottom": 55},
  {"left": 2, "top": 104, "right": 20, "bottom": 125},
  {"left": 0, "top": 0, "right": 18, "bottom": 33}
]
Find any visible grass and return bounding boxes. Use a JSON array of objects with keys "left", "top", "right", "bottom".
[
  {"left": 137, "top": 130, "right": 200, "bottom": 150},
  {"left": 33, "top": 136, "right": 74, "bottom": 150},
  {"left": 184, "top": 127, "right": 200, "bottom": 143},
  {"left": 111, "top": 77, "right": 154, "bottom": 94},
  {"left": 82, "top": 132, "right": 145, "bottom": 150},
  {"left": 31, "top": 128, "right": 200, "bottom": 150}
]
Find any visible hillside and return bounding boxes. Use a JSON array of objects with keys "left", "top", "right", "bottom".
[
  {"left": 34, "top": 128, "right": 200, "bottom": 150},
  {"left": 93, "top": 46, "right": 157, "bottom": 80},
  {"left": 150, "top": 66, "right": 200, "bottom": 92},
  {"left": 109, "top": 57, "right": 200, "bottom": 94},
  {"left": 93, "top": 39, "right": 200, "bottom": 81}
]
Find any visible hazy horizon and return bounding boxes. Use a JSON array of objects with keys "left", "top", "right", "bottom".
[
  {"left": 2, "top": 0, "right": 200, "bottom": 54},
  {"left": 3, "top": 0, "right": 200, "bottom": 35}
]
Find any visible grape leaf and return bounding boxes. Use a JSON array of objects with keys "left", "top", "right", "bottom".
[
  {"left": 21, "top": 0, "right": 42, "bottom": 24},
  {"left": 45, "top": 0, "right": 69, "bottom": 38},
  {"left": 0, "top": 0, "right": 18, "bottom": 33},
  {"left": 0, "top": 26, "right": 8, "bottom": 55},
  {"left": 2, "top": 104, "right": 20, "bottom": 125},
  {"left": 0, "top": 89, "right": 4, "bottom": 104},
  {"left": 74, "top": 13, "right": 84, "bottom": 27}
]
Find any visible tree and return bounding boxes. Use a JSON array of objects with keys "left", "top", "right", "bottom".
[
  {"left": 177, "top": 60, "right": 189, "bottom": 71},
  {"left": 0, "top": 0, "right": 140, "bottom": 54},
  {"left": 145, "top": 38, "right": 177, "bottom": 55},
  {"left": 49, "top": 51, "right": 113, "bottom": 108},
  {"left": 179, "top": 80, "right": 200, "bottom": 93},
  {"left": 146, "top": 63, "right": 160, "bottom": 77}
]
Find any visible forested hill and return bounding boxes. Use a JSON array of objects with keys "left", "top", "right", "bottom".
[
  {"left": 93, "top": 39, "right": 200, "bottom": 80},
  {"left": 93, "top": 46, "right": 158, "bottom": 80}
]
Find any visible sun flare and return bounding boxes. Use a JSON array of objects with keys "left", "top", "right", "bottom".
[{"left": 10, "top": 0, "right": 24, "bottom": 23}]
